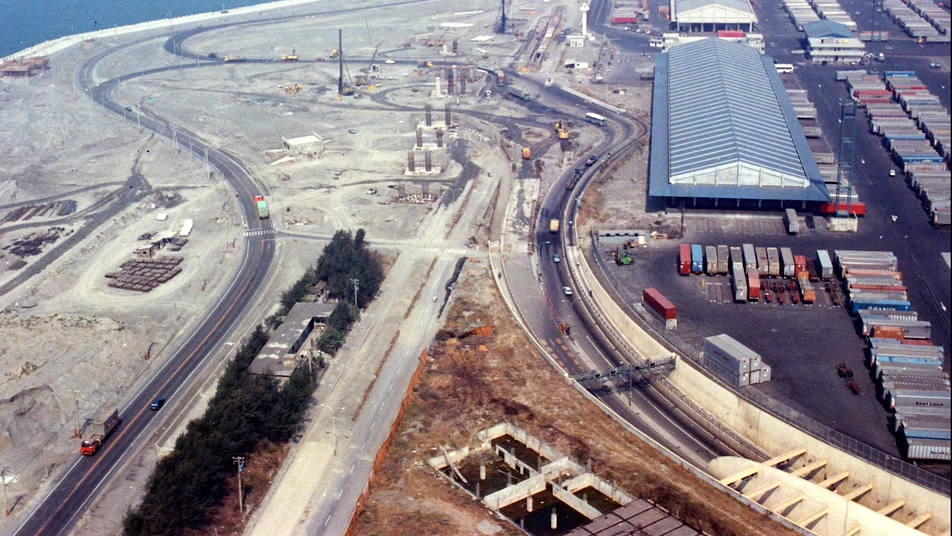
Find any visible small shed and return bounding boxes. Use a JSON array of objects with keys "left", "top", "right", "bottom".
[{"left": 282, "top": 132, "right": 324, "bottom": 155}]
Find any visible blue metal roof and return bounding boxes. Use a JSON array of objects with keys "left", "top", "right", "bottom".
[
  {"left": 803, "top": 20, "right": 854, "bottom": 39},
  {"left": 649, "top": 38, "right": 829, "bottom": 202}
]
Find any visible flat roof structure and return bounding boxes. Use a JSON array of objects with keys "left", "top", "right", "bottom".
[
  {"left": 648, "top": 38, "right": 830, "bottom": 206},
  {"left": 803, "top": 19, "right": 855, "bottom": 39},
  {"left": 670, "top": 0, "right": 758, "bottom": 32},
  {"left": 249, "top": 302, "right": 337, "bottom": 377}
]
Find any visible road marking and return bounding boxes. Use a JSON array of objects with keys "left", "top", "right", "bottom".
[
  {"left": 324, "top": 514, "right": 332, "bottom": 527},
  {"left": 243, "top": 228, "right": 275, "bottom": 237}
]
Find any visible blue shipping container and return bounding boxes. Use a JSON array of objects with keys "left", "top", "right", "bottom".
[{"left": 691, "top": 244, "right": 704, "bottom": 274}]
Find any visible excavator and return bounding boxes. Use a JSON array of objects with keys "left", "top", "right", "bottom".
[{"left": 555, "top": 120, "right": 569, "bottom": 140}]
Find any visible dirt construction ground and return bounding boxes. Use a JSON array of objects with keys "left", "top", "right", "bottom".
[{"left": 352, "top": 263, "right": 796, "bottom": 536}]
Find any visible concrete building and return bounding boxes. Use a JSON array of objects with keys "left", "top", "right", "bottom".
[
  {"left": 803, "top": 20, "right": 866, "bottom": 64},
  {"left": 249, "top": 302, "right": 337, "bottom": 377},
  {"left": 567, "top": 34, "right": 586, "bottom": 47},
  {"left": 282, "top": 132, "right": 323, "bottom": 155},
  {"left": 648, "top": 38, "right": 830, "bottom": 209},
  {"left": 670, "top": 0, "right": 758, "bottom": 32}
]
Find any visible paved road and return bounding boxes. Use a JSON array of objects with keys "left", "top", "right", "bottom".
[{"left": 13, "top": 27, "right": 277, "bottom": 536}]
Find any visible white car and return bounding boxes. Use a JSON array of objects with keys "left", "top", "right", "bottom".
[
  {"left": 562, "top": 286, "right": 573, "bottom": 296},
  {"left": 889, "top": 169, "right": 896, "bottom": 177}
]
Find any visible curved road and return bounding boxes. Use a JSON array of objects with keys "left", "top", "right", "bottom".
[{"left": 13, "top": 22, "right": 276, "bottom": 536}]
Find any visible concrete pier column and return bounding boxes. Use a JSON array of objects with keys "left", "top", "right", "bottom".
[
  {"left": 527, "top": 496, "right": 533, "bottom": 512},
  {"left": 551, "top": 507, "right": 558, "bottom": 530},
  {"left": 480, "top": 464, "right": 486, "bottom": 480}
]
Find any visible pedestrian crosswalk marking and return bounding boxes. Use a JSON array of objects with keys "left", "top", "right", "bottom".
[{"left": 244, "top": 228, "right": 275, "bottom": 237}]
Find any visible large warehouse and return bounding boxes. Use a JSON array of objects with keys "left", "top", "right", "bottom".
[
  {"left": 670, "top": 0, "right": 758, "bottom": 32},
  {"left": 648, "top": 38, "right": 830, "bottom": 208}
]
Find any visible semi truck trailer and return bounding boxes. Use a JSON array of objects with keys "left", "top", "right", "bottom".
[{"left": 80, "top": 409, "right": 120, "bottom": 456}]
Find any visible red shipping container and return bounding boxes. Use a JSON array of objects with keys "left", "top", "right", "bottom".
[
  {"left": 718, "top": 30, "right": 745, "bottom": 38},
  {"left": 794, "top": 255, "right": 808, "bottom": 274},
  {"left": 644, "top": 288, "right": 676, "bottom": 320},
  {"left": 902, "top": 339, "right": 934, "bottom": 346},
  {"left": 679, "top": 244, "right": 691, "bottom": 275},
  {"left": 850, "top": 284, "right": 908, "bottom": 293},
  {"left": 747, "top": 269, "right": 761, "bottom": 300},
  {"left": 819, "top": 202, "right": 866, "bottom": 216},
  {"left": 612, "top": 16, "right": 640, "bottom": 23}
]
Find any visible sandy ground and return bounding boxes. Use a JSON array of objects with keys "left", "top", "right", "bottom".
[
  {"left": 0, "top": 0, "right": 780, "bottom": 534},
  {"left": 352, "top": 263, "right": 797, "bottom": 536}
]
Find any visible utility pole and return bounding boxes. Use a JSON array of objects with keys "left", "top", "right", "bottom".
[
  {"left": 351, "top": 278, "right": 360, "bottom": 306},
  {"left": 1, "top": 467, "right": 8, "bottom": 516},
  {"left": 233, "top": 457, "right": 245, "bottom": 513}
]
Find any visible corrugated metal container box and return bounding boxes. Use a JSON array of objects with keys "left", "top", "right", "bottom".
[
  {"left": 766, "top": 247, "right": 780, "bottom": 277},
  {"left": 679, "top": 244, "right": 691, "bottom": 275},
  {"left": 742, "top": 244, "right": 757, "bottom": 273},
  {"left": 691, "top": 244, "right": 704, "bottom": 274},
  {"left": 888, "top": 388, "right": 951, "bottom": 411},
  {"left": 760, "top": 364, "right": 772, "bottom": 382},
  {"left": 817, "top": 250, "right": 834, "bottom": 280},
  {"left": 747, "top": 269, "right": 761, "bottom": 301},
  {"left": 878, "top": 363, "right": 950, "bottom": 381},
  {"left": 705, "top": 334, "right": 759, "bottom": 374},
  {"left": 730, "top": 246, "right": 744, "bottom": 266},
  {"left": 882, "top": 379, "right": 952, "bottom": 400},
  {"left": 895, "top": 413, "right": 952, "bottom": 439},
  {"left": 904, "top": 437, "right": 951, "bottom": 461},
  {"left": 861, "top": 317, "right": 930, "bottom": 338},
  {"left": 705, "top": 245, "right": 718, "bottom": 275},
  {"left": 731, "top": 263, "right": 747, "bottom": 302},
  {"left": 755, "top": 247, "right": 769, "bottom": 275},
  {"left": 851, "top": 299, "right": 912, "bottom": 314},
  {"left": 643, "top": 287, "right": 677, "bottom": 322},
  {"left": 749, "top": 368, "right": 762, "bottom": 385},
  {"left": 717, "top": 245, "right": 730, "bottom": 274},
  {"left": 781, "top": 248, "right": 796, "bottom": 278}
]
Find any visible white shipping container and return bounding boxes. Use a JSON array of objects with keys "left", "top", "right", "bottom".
[
  {"left": 750, "top": 369, "right": 762, "bottom": 385},
  {"left": 760, "top": 364, "right": 772, "bottom": 382},
  {"left": 905, "top": 437, "right": 952, "bottom": 461},
  {"left": 180, "top": 219, "right": 194, "bottom": 237}
]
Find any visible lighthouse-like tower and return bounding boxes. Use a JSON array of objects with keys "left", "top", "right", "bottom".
[{"left": 580, "top": 3, "right": 590, "bottom": 37}]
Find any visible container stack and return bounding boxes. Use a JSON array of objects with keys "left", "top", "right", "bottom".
[
  {"left": 837, "top": 70, "right": 950, "bottom": 226},
  {"left": 703, "top": 334, "right": 771, "bottom": 388},
  {"left": 882, "top": 0, "right": 947, "bottom": 42},
  {"left": 782, "top": 0, "right": 821, "bottom": 31},
  {"left": 836, "top": 249, "right": 951, "bottom": 461}
]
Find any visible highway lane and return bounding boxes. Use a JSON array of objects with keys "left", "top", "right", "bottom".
[
  {"left": 13, "top": 26, "right": 276, "bottom": 536},
  {"left": 505, "top": 81, "right": 724, "bottom": 463}
]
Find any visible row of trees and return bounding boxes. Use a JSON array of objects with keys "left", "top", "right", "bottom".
[
  {"left": 124, "top": 229, "right": 385, "bottom": 535},
  {"left": 123, "top": 327, "right": 314, "bottom": 535}
]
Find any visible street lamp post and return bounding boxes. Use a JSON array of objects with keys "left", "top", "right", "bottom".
[{"left": 351, "top": 278, "right": 360, "bottom": 306}]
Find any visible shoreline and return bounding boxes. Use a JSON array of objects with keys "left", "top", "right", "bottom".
[{"left": 2, "top": 0, "right": 322, "bottom": 62}]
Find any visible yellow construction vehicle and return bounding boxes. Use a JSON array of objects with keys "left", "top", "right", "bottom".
[
  {"left": 281, "top": 54, "right": 299, "bottom": 61},
  {"left": 555, "top": 120, "right": 569, "bottom": 140},
  {"left": 329, "top": 49, "right": 339, "bottom": 58},
  {"left": 282, "top": 83, "right": 303, "bottom": 94},
  {"left": 522, "top": 147, "right": 532, "bottom": 159}
]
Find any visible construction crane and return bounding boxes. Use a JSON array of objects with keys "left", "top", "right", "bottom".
[{"left": 337, "top": 29, "right": 355, "bottom": 96}]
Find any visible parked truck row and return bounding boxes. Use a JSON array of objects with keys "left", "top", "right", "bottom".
[{"left": 679, "top": 243, "right": 841, "bottom": 304}]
